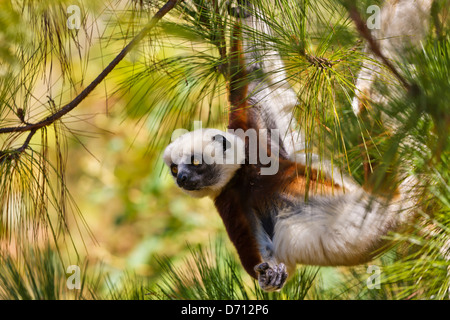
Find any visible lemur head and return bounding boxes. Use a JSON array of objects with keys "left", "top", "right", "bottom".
[{"left": 163, "top": 129, "right": 245, "bottom": 198}]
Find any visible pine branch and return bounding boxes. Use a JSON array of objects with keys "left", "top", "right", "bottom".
[{"left": 0, "top": 0, "right": 179, "bottom": 136}]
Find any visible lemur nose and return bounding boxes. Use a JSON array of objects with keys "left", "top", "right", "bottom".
[{"left": 177, "top": 173, "right": 188, "bottom": 186}]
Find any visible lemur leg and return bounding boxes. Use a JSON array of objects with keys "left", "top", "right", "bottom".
[
  {"left": 252, "top": 223, "right": 289, "bottom": 291},
  {"left": 352, "top": 0, "right": 433, "bottom": 193},
  {"left": 352, "top": 0, "right": 433, "bottom": 118}
]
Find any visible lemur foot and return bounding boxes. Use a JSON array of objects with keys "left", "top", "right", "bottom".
[{"left": 254, "top": 262, "right": 288, "bottom": 292}]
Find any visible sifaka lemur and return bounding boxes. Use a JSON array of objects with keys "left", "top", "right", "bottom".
[{"left": 163, "top": 0, "right": 432, "bottom": 291}]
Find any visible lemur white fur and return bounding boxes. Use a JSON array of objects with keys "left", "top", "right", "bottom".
[{"left": 163, "top": 1, "right": 429, "bottom": 291}]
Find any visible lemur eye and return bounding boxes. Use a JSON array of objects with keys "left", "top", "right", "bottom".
[
  {"left": 191, "top": 155, "right": 201, "bottom": 166},
  {"left": 171, "top": 164, "right": 178, "bottom": 175}
]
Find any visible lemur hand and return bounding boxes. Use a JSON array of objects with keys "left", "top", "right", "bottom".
[
  {"left": 254, "top": 262, "right": 288, "bottom": 292},
  {"left": 227, "top": 0, "right": 252, "bottom": 18}
]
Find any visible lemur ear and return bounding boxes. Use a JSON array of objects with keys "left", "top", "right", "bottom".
[{"left": 212, "top": 134, "right": 231, "bottom": 152}]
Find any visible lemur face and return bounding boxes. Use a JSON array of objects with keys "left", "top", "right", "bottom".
[{"left": 163, "top": 129, "right": 245, "bottom": 198}]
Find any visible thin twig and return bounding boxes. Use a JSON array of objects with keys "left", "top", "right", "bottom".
[
  {"left": 0, "top": 0, "right": 179, "bottom": 135},
  {"left": 16, "top": 128, "right": 38, "bottom": 153},
  {"left": 0, "top": 128, "right": 37, "bottom": 163}
]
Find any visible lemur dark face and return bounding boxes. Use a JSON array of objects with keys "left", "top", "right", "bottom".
[
  {"left": 169, "top": 154, "right": 220, "bottom": 191},
  {"left": 163, "top": 129, "right": 245, "bottom": 198}
]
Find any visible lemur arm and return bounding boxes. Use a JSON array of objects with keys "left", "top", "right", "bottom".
[
  {"left": 228, "top": 3, "right": 303, "bottom": 161},
  {"left": 214, "top": 185, "right": 263, "bottom": 279}
]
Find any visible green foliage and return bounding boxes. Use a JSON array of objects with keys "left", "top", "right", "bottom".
[
  {"left": 152, "top": 241, "right": 252, "bottom": 300},
  {"left": 0, "top": 246, "right": 91, "bottom": 300},
  {"left": 149, "top": 240, "right": 326, "bottom": 300}
]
